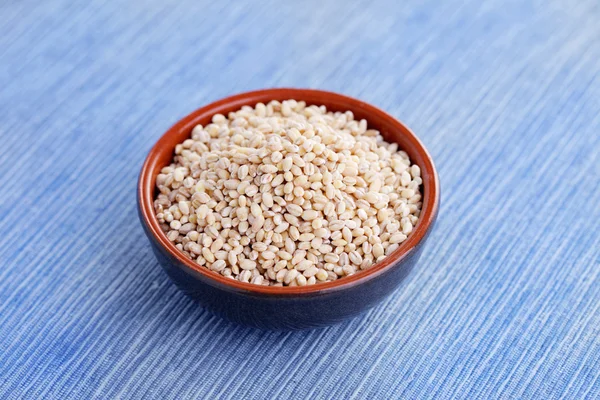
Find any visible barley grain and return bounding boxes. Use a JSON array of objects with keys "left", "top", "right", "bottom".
[{"left": 154, "top": 99, "right": 422, "bottom": 286}]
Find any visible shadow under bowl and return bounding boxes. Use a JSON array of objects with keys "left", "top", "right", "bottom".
[{"left": 138, "top": 88, "right": 439, "bottom": 330}]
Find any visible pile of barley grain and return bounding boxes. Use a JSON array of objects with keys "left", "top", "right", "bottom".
[{"left": 154, "top": 100, "right": 422, "bottom": 286}]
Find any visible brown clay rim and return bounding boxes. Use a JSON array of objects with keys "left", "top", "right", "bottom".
[{"left": 139, "top": 88, "right": 439, "bottom": 295}]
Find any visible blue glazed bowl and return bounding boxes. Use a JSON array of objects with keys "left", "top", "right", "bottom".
[{"left": 138, "top": 88, "right": 439, "bottom": 330}]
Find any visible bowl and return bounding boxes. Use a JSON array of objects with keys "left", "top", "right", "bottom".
[{"left": 138, "top": 88, "right": 439, "bottom": 330}]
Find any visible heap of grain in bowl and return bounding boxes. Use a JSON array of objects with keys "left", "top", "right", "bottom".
[{"left": 154, "top": 100, "right": 422, "bottom": 286}]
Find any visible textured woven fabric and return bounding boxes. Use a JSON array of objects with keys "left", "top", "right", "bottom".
[{"left": 1, "top": 0, "right": 599, "bottom": 398}]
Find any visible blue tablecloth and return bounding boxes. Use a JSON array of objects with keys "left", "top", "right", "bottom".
[{"left": 1, "top": 0, "right": 599, "bottom": 398}]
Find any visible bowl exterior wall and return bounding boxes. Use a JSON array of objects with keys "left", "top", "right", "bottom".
[{"left": 142, "top": 212, "right": 426, "bottom": 329}]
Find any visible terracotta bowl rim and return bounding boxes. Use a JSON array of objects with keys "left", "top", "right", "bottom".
[{"left": 138, "top": 88, "right": 439, "bottom": 296}]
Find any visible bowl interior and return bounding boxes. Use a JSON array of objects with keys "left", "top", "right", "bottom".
[{"left": 139, "top": 88, "right": 439, "bottom": 294}]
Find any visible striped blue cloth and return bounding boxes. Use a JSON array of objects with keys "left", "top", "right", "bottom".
[{"left": 1, "top": 0, "right": 599, "bottom": 398}]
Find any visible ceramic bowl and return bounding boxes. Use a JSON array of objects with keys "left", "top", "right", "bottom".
[{"left": 138, "top": 88, "right": 439, "bottom": 330}]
